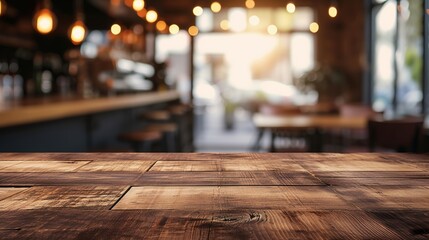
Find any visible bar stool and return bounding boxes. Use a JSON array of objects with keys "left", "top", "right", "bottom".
[
  {"left": 143, "top": 123, "right": 178, "bottom": 152},
  {"left": 140, "top": 108, "right": 181, "bottom": 152},
  {"left": 167, "top": 104, "right": 192, "bottom": 152},
  {"left": 118, "top": 130, "right": 162, "bottom": 152}
]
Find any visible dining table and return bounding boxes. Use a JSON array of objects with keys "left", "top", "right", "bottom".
[
  {"left": 0, "top": 152, "right": 428, "bottom": 239},
  {"left": 252, "top": 113, "right": 368, "bottom": 152}
]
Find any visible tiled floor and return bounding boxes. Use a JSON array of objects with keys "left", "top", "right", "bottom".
[{"left": 194, "top": 103, "right": 270, "bottom": 152}]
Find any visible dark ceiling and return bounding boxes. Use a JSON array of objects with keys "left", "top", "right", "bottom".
[{"left": 2, "top": 0, "right": 325, "bottom": 30}]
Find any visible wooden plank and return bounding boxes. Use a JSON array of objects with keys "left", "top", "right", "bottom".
[
  {"left": 150, "top": 160, "right": 308, "bottom": 172},
  {"left": 150, "top": 160, "right": 221, "bottom": 171},
  {"left": 114, "top": 186, "right": 353, "bottom": 211},
  {"left": 0, "top": 188, "right": 28, "bottom": 201},
  {"left": 114, "top": 186, "right": 220, "bottom": 210},
  {"left": 313, "top": 171, "right": 429, "bottom": 178},
  {"left": 0, "top": 210, "right": 211, "bottom": 239},
  {"left": 0, "top": 161, "right": 24, "bottom": 170},
  {"left": 0, "top": 186, "right": 128, "bottom": 210},
  {"left": 0, "top": 161, "right": 90, "bottom": 172},
  {"left": 369, "top": 211, "right": 429, "bottom": 240},
  {"left": 137, "top": 171, "right": 323, "bottom": 186},
  {"left": 333, "top": 186, "right": 429, "bottom": 210},
  {"left": 0, "top": 209, "right": 406, "bottom": 239},
  {"left": 301, "top": 159, "right": 421, "bottom": 172},
  {"left": 0, "top": 153, "right": 163, "bottom": 161},
  {"left": 0, "top": 172, "right": 140, "bottom": 186},
  {"left": 208, "top": 210, "right": 402, "bottom": 240},
  {"left": 320, "top": 177, "right": 429, "bottom": 186},
  {"left": 76, "top": 160, "right": 155, "bottom": 172}
]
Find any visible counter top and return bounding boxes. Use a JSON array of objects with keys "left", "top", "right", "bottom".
[
  {"left": 0, "top": 152, "right": 428, "bottom": 239},
  {"left": 0, "top": 90, "right": 180, "bottom": 128}
]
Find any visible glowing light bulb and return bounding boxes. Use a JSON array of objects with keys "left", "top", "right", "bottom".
[
  {"left": 220, "top": 20, "right": 229, "bottom": 30},
  {"left": 111, "top": 24, "right": 122, "bottom": 35},
  {"left": 249, "top": 15, "right": 260, "bottom": 26},
  {"left": 0, "top": 0, "right": 7, "bottom": 16},
  {"left": 132, "top": 0, "right": 145, "bottom": 11},
  {"left": 245, "top": 0, "right": 255, "bottom": 9},
  {"left": 156, "top": 20, "right": 167, "bottom": 32},
  {"left": 329, "top": 6, "right": 338, "bottom": 18},
  {"left": 211, "top": 2, "right": 221, "bottom": 13},
  {"left": 193, "top": 6, "right": 203, "bottom": 16},
  {"left": 169, "top": 24, "right": 179, "bottom": 34},
  {"left": 188, "top": 26, "right": 199, "bottom": 36},
  {"left": 146, "top": 10, "right": 158, "bottom": 23},
  {"left": 34, "top": 8, "right": 57, "bottom": 34},
  {"left": 69, "top": 20, "right": 87, "bottom": 45},
  {"left": 267, "top": 25, "right": 278, "bottom": 35},
  {"left": 309, "top": 22, "right": 319, "bottom": 33},
  {"left": 286, "top": 2, "right": 296, "bottom": 13}
]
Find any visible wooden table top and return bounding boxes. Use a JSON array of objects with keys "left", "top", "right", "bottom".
[
  {"left": 0, "top": 152, "right": 428, "bottom": 239},
  {"left": 0, "top": 90, "right": 180, "bottom": 128},
  {"left": 253, "top": 113, "right": 368, "bottom": 130}
]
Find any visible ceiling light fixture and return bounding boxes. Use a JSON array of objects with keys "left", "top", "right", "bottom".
[
  {"left": 111, "top": 24, "right": 122, "bottom": 35},
  {"left": 169, "top": 24, "right": 179, "bottom": 34},
  {"left": 146, "top": 9, "right": 158, "bottom": 23},
  {"left": 33, "top": 0, "right": 57, "bottom": 34},
  {"left": 188, "top": 26, "right": 199, "bottom": 36},
  {"left": 68, "top": 0, "right": 87, "bottom": 45},
  {"left": 193, "top": 6, "right": 203, "bottom": 16},
  {"left": 132, "top": 0, "right": 145, "bottom": 12},
  {"left": 156, "top": 20, "right": 167, "bottom": 32},
  {"left": 211, "top": 2, "right": 221, "bottom": 13},
  {"left": 286, "top": 2, "right": 296, "bottom": 13},
  {"left": 245, "top": 0, "right": 255, "bottom": 9},
  {"left": 329, "top": 1, "right": 338, "bottom": 18},
  {"left": 0, "top": 0, "right": 7, "bottom": 16}
]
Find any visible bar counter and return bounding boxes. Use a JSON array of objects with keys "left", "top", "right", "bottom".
[
  {"left": 0, "top": 90, "right": 180, "bottom": 128},
  {"left": 0, "top": 152, "right": 428, "bottom": 239},
  {"left": 0, "top": 91, "right": 181, "bottom": 152}
]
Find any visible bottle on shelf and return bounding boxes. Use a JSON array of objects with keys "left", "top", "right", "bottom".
[
  {"left": 9, "top": 59, "right": 23, "bottom": 99},
  {"left": 1, "top": 59, "right": 13, "bottom": 100}
]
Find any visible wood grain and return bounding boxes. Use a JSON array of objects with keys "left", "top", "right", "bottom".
[
  {"left": 0, "top": 210, "right": 211, "bottom": 239},
  {"left": 0, "top": 172, "right": 141, "bottom": 186},
  {"left": 0, "top": 186, "right": 128, "bottom": 210},
  {"left": 0, "top": 153, "right": 427, "bottom": 239},
  {"left": 136, "top": 171, "right": 323, "bottom": 186},
  {"left": 301, "top": 159, "right": 420, "bottom": 172},
  {"left": 150, "top": 160, "right": 308, "bottom": 172},
  {"left": 333, "top": 186, "right": 429, "bottom": 210},
  {"left": 75, "top": 160, "right": 155, "bottom": 172},
  {"left": 0, "top": 188, "right": 28, "bottom": 201},
  {"left": 208, "top": 210, "right": 402, "bottom": 240},
  {"left": 0, "top": 161, "right": 90, "bottom": 172},
  {"left": 114, "top": 186, "right": 353, "bottom": 211}
]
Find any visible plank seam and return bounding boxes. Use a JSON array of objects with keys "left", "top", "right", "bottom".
[{"left": 109, "top": 186, "right": 132, "bottom": 210}]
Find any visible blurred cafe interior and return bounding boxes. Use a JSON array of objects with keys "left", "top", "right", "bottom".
[{"left": 0, "top": 0, "right": 428, "bottom": 153}]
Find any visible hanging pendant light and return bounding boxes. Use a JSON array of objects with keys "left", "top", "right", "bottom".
[
  {"left": 286, "top": 2, "right": 296, "bottom": 13},
  {"left": 33, "top": 0, "right": 57, "bottom": 34},
  {"left": 132, "top": 0, "right": 145, "bottom": 12},
  {"left": 146, "top": 9, "right": 158, "bottom": 23},
  {"left": 68, "top": 0, "right": 87, "bottom": 45},
  {"left": 0, "top": 0, "right": 7, "bottom": 17},
  {"left": 211, "top": 2, "right": 221, "bottom": 13},
  {"left": 329, "top": 1, "right": 338, "bottom": 18}
]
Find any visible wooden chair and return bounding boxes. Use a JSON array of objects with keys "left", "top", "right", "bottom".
[
  {"left": 368, "top": 117, "right": 424, "bottom": 153},
  {"left": 334, "top": 104, "right": 381, "bottom": 152}
]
